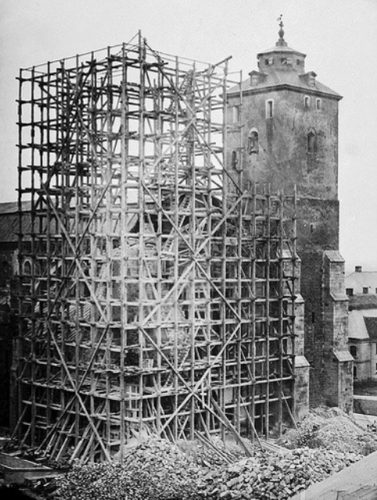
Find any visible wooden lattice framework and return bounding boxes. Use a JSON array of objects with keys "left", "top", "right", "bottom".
[{"left": 14, "top": 33, "right": 298, "bottom": 462}]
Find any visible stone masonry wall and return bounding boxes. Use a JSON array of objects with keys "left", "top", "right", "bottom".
[{"left": 227, "top": 89, "right": 339, "bottom": 200}]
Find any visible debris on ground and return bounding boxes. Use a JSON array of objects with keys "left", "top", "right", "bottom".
[
  {"left": 56, "top": 437, "right": 201, "bottom": 500},
  {"left": 55, "top": 436, "right": 363, "bottom": 500},
  {"left": 24, "top": 407, "right": 377, "bottom": 499},
  {"left": 198, "top": 447, "right": 361, "bottom": 500},
  {"left": 278, "top": 406, "right": 377, "bottom": 455}
]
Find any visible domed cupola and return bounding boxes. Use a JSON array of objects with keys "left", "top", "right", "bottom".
[{"left": 257, "top": 16, "right": 306, "bottom": 73}]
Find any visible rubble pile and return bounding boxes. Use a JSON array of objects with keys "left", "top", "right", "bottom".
[
  {"left": 177, "top": 436, "right": 246, "bottom": 467},
  {"left": 198, "top": 447, "right": 361, "bottom": 500},
  {"left": 56, "top": 436, "right": 363, "bottom": 500},
  {"left": 56, "top": 437, "right": 201, "bottom": 500},
  {"left": 57, "top": 408, "right": 377, "bottom": 500},
  {"left": 279, "top": 407, "right": 377, "bottom": 455}
]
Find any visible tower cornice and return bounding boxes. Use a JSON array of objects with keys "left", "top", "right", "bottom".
[{"left": 227, "top": 83, "right": 343, "bottom": 101}]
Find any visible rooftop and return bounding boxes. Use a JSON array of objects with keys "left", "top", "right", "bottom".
[
  {"left": 349, "top": 295, "right": 377, "bottom": 311},
  {"left": 346, "top": 269, "right": 377, "bottom": 294},
  {"left": 0, "top": 201, "right": 31, "bottom": 215},
  {"left": 228, "top": 19, "right": 341, "bottom": 99},
  {"left": 348, "top": 308, "right": 377, "bottom": 340}
]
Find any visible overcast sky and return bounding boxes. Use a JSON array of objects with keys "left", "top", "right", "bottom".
[{"left": 1, "top": 0, "right": 376, "bottom": 273}]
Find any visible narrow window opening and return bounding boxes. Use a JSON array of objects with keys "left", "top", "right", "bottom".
[
  {"left": 304, "top": 96, "right": 310, "bottom": 109},
  {"left": 231, "top": 150, "right": 238, "bottom": 169},
  {"left": 248, "top": 129, "right": 259, "bottom": 154},
  {"left": 23, "top": 261, "right": 32, "bottom": 276},
  {"left": 307, "top": 131, "right": 317, "bottom": 153},
  {"left": 311, "top": 312, "right": 315, "bottom": 323},
  {"left": 316, "top": 98, "right": 321, "bottom": 110},
  {"left": 353, "top": 366, "right": 357, "bottom": 379},
  {"left": 266, "top": 100, "right": 273, "bottom": 119}
]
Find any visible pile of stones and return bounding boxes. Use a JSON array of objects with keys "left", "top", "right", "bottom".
[
  {"left": 198, "top": 447, "right": 361, "bottom": 499},
  {"left": 56, "top": 437, "right": 362, "bottom": 500}
]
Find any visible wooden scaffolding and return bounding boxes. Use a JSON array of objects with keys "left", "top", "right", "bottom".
[{"left": 14, "top": 33, "right": 299, "bottom": 462}]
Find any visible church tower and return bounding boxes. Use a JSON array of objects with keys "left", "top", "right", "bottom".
[{"left": 227, "top": 19, "right": 353, "bottom": 410}]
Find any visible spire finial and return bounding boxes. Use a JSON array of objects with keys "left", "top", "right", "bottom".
[{"left": 276, "top": 14, "right": 287, "bottom": 47}]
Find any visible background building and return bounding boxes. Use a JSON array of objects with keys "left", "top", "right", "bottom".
[
  {"left": 346, "top": 266, "right": 377, "bottom": 297},
  {"left": 346, "top": 267, "right": 377, "bottom": 381}
]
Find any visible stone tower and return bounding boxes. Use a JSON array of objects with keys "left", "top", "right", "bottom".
[{"left": 226, "top": 20, "right": 353, "bottom": 411}]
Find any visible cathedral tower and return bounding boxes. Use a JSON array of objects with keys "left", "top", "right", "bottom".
[{"left": 227, "top": 19, "right": 353, "bottom": 410}]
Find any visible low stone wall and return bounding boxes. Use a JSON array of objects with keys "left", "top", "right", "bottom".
[{"left": 354, "top": 395, "right": 377, "bottom": 416}]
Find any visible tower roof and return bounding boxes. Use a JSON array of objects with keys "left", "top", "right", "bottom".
[
  {"left": 257, "top": 44, "right": 306, "bottom": 57},
  {"left": 257, "top": 16, "right": 306, "bottom": 58},
  {"left": 228, "top": 18, "right": 342, "bottom": 100}
]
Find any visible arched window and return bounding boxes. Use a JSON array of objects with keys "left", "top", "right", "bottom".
[
  {"left": 307, "top": 130, "right": 317, "bottom": 154},
  {"left": 247, "top": 129, "right": 259, "bottom": 154},
  {"left": 316, "top": 98, "right": 322, "bottom": 110},
  {"left": 23, "top": 260, "right": 32, "bottom": 275},
  {"left": 304, "top": 96, "right": 310, "bottom": 109}
]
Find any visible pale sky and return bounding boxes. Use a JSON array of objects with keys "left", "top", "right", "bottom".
[{"left": 1, "top": 0, "right": 377, "bottom": 273}]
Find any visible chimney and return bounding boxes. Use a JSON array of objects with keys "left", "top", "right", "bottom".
[{"left": 355, "top": 266, "right": 362, "bottom": 273}]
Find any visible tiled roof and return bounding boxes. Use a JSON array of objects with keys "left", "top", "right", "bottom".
[
  {"left": 346, "top": 271, "right": 377, "bottom": 294},
  {"left": 364, "top": 317, "right": 377, "bottom": 341},
  {"left": 257, "top": 45, "right": 305, "bottom": 57},
  {"left": 349, "top": 294, "right": 377, "bottom": 311},
  {"left": 348, "top": 308, "right": 377, "bottom": 340}
]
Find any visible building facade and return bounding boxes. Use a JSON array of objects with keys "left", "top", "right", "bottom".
[
  {"left": 346, "top": 267, "right": 377, "bottom": 381},
  {"left": 226, "top": 22, "right": 352, "bottom": 410},
  {"left": 346, "top": 266, "right": 377, "bottom": 297}
]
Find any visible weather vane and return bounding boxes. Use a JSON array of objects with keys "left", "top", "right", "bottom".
[{"left": 276, "top": 14, "right": 286, "bottom": 45}]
